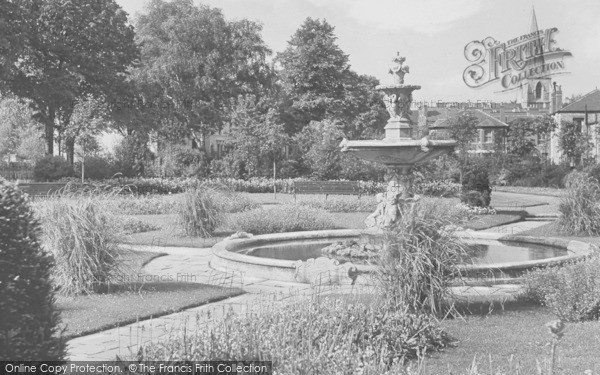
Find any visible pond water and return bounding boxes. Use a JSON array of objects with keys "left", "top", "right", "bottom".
[{"left": 239, "top": 238, "right": 568, "bottom": 265}]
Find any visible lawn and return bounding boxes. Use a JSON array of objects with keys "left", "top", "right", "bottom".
[
  {"left": 423, "top": 301, "right": 600, "bottom": 373},
  {"left": 57, "top": 249, "right": 243, "bottom": 339}
]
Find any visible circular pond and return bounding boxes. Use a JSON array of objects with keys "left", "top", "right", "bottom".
[
  {"left": 210, "top": 229, "right": 593, "bottom": 285},
  {"left": 241, "top": 238, "right": 569, "bottom": 265}
]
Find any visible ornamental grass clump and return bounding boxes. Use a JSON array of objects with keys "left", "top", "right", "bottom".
[
  {"left": 177, "top": 184, "right": 222, "bottom": 237},
  {"left": 37, "top": 190, "right": 120, "bottom": 295},
  {"left": 559, "top": 171, "right": 600, "bottom": 235},
  {"left": 0, "top": 178, "right": 66, "bottom": 360},
  {"left": 230, "top": 204, "right": 336, "bottom": 234},
  {"left": 137, "top": 296, "right": 450, "bottom": 373},
  {"left": 376, "top": 199, "right": 471, "bottom": 316}
]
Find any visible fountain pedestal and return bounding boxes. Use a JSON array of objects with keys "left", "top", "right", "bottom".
[{"left": 340, "top": 54, "right": 456, "bottom": 230}]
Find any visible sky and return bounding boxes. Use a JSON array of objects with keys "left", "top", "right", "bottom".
[{"left": 115, "top": 0, "right": 600, "bottom": 103}]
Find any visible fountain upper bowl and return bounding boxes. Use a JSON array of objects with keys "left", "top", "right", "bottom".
[{"left": 340, "top": 138, "right": 456, "bottom": 166}]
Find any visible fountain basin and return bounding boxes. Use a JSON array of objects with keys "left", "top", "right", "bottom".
[
  {"left": 340, "top": 138, "right": 456, "bottom": 166},
  {"left": 210, "top": 229, "right": 594, "bottom": 285}
]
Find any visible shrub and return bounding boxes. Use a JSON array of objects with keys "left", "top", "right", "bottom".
[
  {"left": 121, "top": 217, "right": 160, "bottom": 234},
  {"left": 414, "top": 179, "right": 460, "bottom": 198},
  {"left": 376, "top": 199, "right": 470, "bottom": 316},
  {"left": 523, "top": 255, "right": 600, "bottom": 321},
  {"left": 0, "top": 178, "right": 66, "bottom": 360},
  {"left": 37, "top": 191, "right": 120, "bottom": 295},
  {"left": 106, "top": 194, "right": 178, "bottom": 215},
  {"left": 559, "top": 171, "right": 600, "bottom": 235},
  {"left": 297, "top": 196, "right": 376, "bottom": 212},
  {"left": 137, "top": 296, "right": 450, "bottom": 372},
  {"left": 33, "top": 155, "right": 73, "bottom": 181},
  {"left": 211, "top": 190, "right": 260, "bottom": 213},
  {"left": 76, "top": 156, "right": 115, "bottom": 180},
  {"left": 177, "top": 185, "right": 222, "bottom": 237},
  {"left": 230, "top": 204, "right": 336, "bottom": 234},
  {"left": 460, "top": 163, "right": 492, "bottom": 207}
]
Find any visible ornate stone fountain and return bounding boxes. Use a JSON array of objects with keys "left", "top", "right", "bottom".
[{"left": 340, "top": 53, "right": 456, "bottom": 230}]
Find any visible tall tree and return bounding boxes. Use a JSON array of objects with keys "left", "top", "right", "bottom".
[
  {"left": 276, "top": 18, "right": 351, "bottom": 131},
  {"left": 62, "top": 94, "right": 110, "bottom": 181},
  {"left": 225, "top": 95, "right": 288, "bottom": 178},
  {"left": 3, "top": 0, "right": 138, "bottom": 156},
  {"left": 506, "top": 115, "right": 556, "bottom": 157},
  {"left": 558, "top": 120, "right": 592, "bottom": 166},
  {"left": 132, "top": 0, "right": 274, "bottom": 142},
  {"left": 0, "top": 96, "right": 45, "bottom": 160}
]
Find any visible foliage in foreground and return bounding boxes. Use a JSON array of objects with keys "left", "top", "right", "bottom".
[
  {"left": 36, "top": 191, "right": 120, "bottom": 295},
  {"left": 0, "top": 179, "right": 65, "bottom": 360},
  {"left": 230, "top": 204, "right": 336, "bottom": 234},
  {"left": 177, "top": 185, "right": 222, "bottom": 237},
  {"left": 559, "top": 171, "right": 600, "bottom": 235},
  {"left": 137, "top": 296, "right": 450, "bottom": 373},
  {"left": 376, "top": 199, "right": 471, "bottom": 316},
  {"left": 523, "top": 254, "right": 600, "bottom": 322}
]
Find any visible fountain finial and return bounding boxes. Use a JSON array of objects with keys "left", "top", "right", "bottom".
[{"left": 389, "top": 52, "right": 410, "bottom": 84}]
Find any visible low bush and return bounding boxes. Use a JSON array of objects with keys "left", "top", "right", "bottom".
[
  {"left": 121, "top": 217, "right": 160, "bottom": 234},
  {"left": 76, "top": 156, "right": 115, "bottom": 180},
  {"left": 33, "top": 155, "right": 73, "bottom": 182},
  {"left": 0, "top": 179, "right": 66, "bottom": 360},
  {"left": 414, "top": 179, "right": 460, "bottom": 198},
  {"left": 211, "top": 190, "right": 260, "bottom": 213},
  {"left": 137, "top": 296, "right": 450, "bottom": 372},
  {"left": 37, "top": 191, "right": 120, "bottom": 295},
  {"left": 297, "top": 196, "right": 375, "bottom": 212},
  {"left": 177, "top": 185, "right": 222, "bottom": 237},
  {"left": 107, "top": 194, "right": 178, "bottom": 215},
  {"left": 230, "top": 204, "right": 336, "bottom": 234},
  {"left": 523, "top": 255, "right": 600, "bottom": 321},
  {"left": 460, "top": 163, "right": 492, "bottom": 207},
  {"left": 376, "top": 199, "right": 470, "bottom": 316},
  {"left": 559, "top": 171, "right": 600, "bottom": 235}
]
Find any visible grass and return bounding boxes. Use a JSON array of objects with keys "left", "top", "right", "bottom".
[
  {"left": 494, "top": 186, "right": 564, "bottom": 197},
  {"left": 423, "top": 301, "right": 600, "bottom": 373},
  {"left": 56, "top": 249, "right": 242, "bottom": 339}
]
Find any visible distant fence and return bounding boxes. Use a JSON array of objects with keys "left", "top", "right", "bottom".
[{"left": 0, "top": 163, "right": 34, "bottom": 181}]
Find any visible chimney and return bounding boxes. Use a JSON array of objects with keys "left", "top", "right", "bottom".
[
  {"left": 550, "top": 82, "right": 557, "bottom": 113},
  {"left": 556, "top": 85, "right": 563, "bottom": 112},
  {"left": 418, "top": 104, "right": 428, "bottom": 137}
]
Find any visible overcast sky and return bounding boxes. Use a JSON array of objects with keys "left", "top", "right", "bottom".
[{"left": 115, "top": 0, "right": 600, "bottom": 103}]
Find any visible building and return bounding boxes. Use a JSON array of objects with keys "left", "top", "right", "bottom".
[{"left": 552, "top": 89, "right": 600, "bottom": 163}]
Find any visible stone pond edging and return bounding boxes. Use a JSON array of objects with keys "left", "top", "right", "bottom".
[{"left": 210, "top": 229, "right": 596, "bottom": 285}]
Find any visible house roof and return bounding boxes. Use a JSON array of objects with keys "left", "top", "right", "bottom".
[
  {"left": 558, "top": 89, "right": 600, "bottom": 113},
  {"left": 429, "top": 109, "right": 509, "bottom": 129}
]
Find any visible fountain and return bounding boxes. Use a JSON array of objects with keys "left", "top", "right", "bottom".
[
  {"left": 340, "top": 53, "right": 455, "bottom": 230},
  {"left": 210, "top": 54, "right": 592, "bottom": 286}
]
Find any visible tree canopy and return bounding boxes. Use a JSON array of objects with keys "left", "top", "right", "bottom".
[
  {"left": 131, "top": 0, "right": 274, "bottom": 141},
  {"left": 2, "top": 0, "right": 138, "bottom": 155}
]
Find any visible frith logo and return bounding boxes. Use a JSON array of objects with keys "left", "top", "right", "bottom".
[{"left": 463, "top": 27, "right": 572, "bottom": 90}]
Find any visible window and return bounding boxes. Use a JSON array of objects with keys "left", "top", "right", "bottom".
[
  {"left": 535, "top": 82, "right": 543, "bottom": 99},
  {"left": 484, "top": 129, "right": 493, "bottom": 144}
]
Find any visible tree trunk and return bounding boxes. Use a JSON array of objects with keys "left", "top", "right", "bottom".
[
  {"left": 44, "top": 108, "right": 55, "bottom": 155},
  {"left": 65, "top": 138, "right": 75, "bottom": 165}
]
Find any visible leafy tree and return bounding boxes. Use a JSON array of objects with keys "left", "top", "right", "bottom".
[
  {"left": 3, "top": 0, "right": 138, "bottom": 155},
  {"left": 132, "top": 0, "right": 274, "bottom": 142},
  {"left": 558, "top": 120, "right": 592, "bottom": 166},
  {"left": 0, "top": 0, "right": 27, "bottom": 86},
  {"left": 225, "top": 95, "right": 288, "bottom": 178},
  {"left": 506, "top": 115, "right": 556, "bottom": 157},
  {"left": 294, "top": 119, "right": 345, "bottom": 180},
  {"left": 62, "top": 95, "right": 110, "bottom": 181},
  {"left": 443, "top": 111, "right": 479, "bottom": 158},
  {"left": 0, "top": 96, "right": 45, "bottom": 161},
  {"left": 276, "top": 18, "right": 350, "bottom": 131}
]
